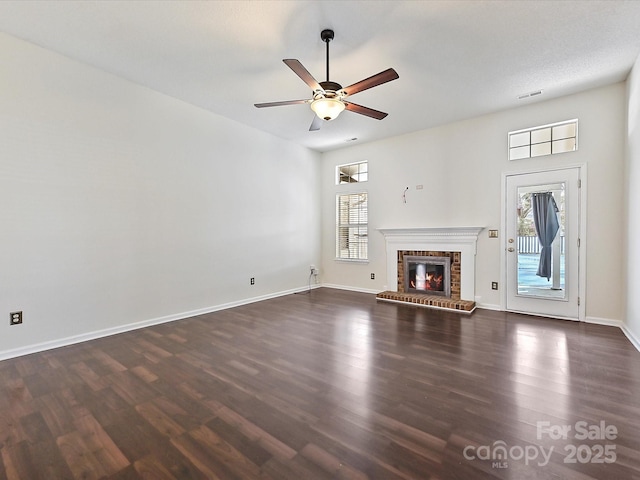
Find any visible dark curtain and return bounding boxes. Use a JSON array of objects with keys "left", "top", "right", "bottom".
[{"left": 531, "top": 192, "right": 559, "bottom": 280}]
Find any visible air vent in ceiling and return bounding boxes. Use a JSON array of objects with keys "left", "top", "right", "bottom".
[{"left": 517, "top": 90, "right": 543, "bottom": 100}]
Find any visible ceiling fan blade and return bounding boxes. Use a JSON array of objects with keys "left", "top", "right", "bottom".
[
  {"left": 341, "top": 68, "right": 399, "bottom": 96},
  {"left": 283, "top": 59, "right": 322, "bottom": 91},
  {"left": 309, "top": 115, "right": 322, "bottom": 131},
  {"left": 254, "top": 99, "right": 310, "bottom": 108},
  {"left": 344, "top": 101, "right": 388, "bottom": 120}
]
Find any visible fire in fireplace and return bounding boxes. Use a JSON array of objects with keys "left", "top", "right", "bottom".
[{"left": 403, "top": 255, "right": 451, "bottom": 297}]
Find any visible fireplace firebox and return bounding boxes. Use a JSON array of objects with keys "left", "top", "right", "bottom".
[{"left": 403, "top": 255, "right": 451, "bottom": 297}]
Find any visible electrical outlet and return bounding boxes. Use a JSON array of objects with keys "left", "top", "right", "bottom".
[
  {"left": 491, "top": 282, "right": 498, "bottom": 290},
  {"left": 250, "top": 277, "right": 255, "bottom": 285},
  {"left": 310, "top": 265, "right": 316, "bottom": 273},
  {"left": 10, "top": 311, "right": 22, "bottom": 325},
  {"left": 371, "top": 273, "right": 375, "bottom": 280}
]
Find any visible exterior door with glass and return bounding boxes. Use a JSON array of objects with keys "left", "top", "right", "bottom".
[{"left": 505, "top": 168, "right": 582, "bottom": 319}]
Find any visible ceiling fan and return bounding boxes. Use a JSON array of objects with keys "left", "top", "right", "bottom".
[{"left": 254, "top": 29, "right": 399, "bottom": 131}]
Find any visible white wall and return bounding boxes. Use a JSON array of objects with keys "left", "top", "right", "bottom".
[
  {"left": 625, "top": 53, "right": 640, "bottom": 349},
  {"left": 0, "top": 33, "right": 322, "bottom": 359},
  {"left": 321, "top": 83, "right": 626, "bottom": 322}
]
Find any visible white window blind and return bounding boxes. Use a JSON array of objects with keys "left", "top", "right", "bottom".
[{"left": 336, "top": 192, "right": 368, "bottom": 260}]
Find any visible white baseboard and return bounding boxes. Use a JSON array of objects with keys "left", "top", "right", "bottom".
[
  {"left": 476, "top": 303, "right": 502, "bottom": 311},
  {"left": 321, "top": 283, "right": 381, "bottom": 295},
  {"left": 4, "top": 286, "right": 638, "bottom": 360},
  {"left": 0, "top": 285, "right": 319, "bottom": 362},
  {"left": 584, "top": 316, "right": 623, "bottom": 328},
  {"left": 621, "top": 324, "right": 640, "bottom": 352}
]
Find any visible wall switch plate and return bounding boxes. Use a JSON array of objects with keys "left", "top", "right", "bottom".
[
  {"left": 10, "top": 311, "right": 22, "bottom": 325},
  {"left": 491, "top": 282, "right": 498, "bottom": 290}
]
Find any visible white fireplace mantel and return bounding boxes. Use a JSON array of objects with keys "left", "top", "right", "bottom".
[{"left": 378, "top": 227, "right": 484, "bottom": 301}]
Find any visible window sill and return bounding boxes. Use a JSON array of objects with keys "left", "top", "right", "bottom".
[{"left": 335, "top": 258, "right": 369, "bottom": 264}]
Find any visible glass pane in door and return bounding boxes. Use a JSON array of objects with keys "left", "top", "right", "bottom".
[{"left": 516, "top": 183, "right": 567, "bottom": 300}]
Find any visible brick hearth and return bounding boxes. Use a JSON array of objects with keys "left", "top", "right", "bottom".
[{"left": 376, "top": 291, "right": 476, "bottom": 312}]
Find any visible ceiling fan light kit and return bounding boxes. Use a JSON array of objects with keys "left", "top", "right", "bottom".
[
  {"left": 311, "top": 97, "right": 345, "bottom": 121},
  {"left": 255, "top": 29, "right": 398, "bottom": 131}
]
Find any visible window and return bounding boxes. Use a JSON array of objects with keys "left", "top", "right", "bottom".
[
  {"left": 509, "top": 119, "right": 578, "bottom": 160},
  {"left": 335, "top": 161, "right": 369, "bottom": 261},
  {"left": 336, "top": 161, "right": 368, "bottom": 184},
  {"left": 336, "top": 192, "right": 368, "bottom": 260}
]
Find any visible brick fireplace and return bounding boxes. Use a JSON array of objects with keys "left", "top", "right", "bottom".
[
  {"left": 376, "top": 227, "right": 483, "bottom": 312},
  {"left": 399, "top": 251, "right": 457, "bottom": 297}
]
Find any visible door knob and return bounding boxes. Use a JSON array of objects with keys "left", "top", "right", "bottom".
[{"left": 508, "top": 247, "right": 515, "bottom": 252}]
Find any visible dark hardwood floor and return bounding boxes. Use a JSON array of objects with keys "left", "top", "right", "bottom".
[{"left": 1, "top": 288, "right": 639, "bottom": 479}]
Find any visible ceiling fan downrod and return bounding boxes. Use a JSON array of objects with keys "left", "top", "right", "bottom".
[
  {"left": 317, "top": 29, "right": 342, "bottom": 98},
  {"left": 321, "top": 29, "right": 334, "bottom": 82}
]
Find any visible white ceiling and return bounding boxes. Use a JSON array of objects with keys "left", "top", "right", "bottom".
[{"left": 1, "top": 1, "right": 640, "bottom": 152}]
